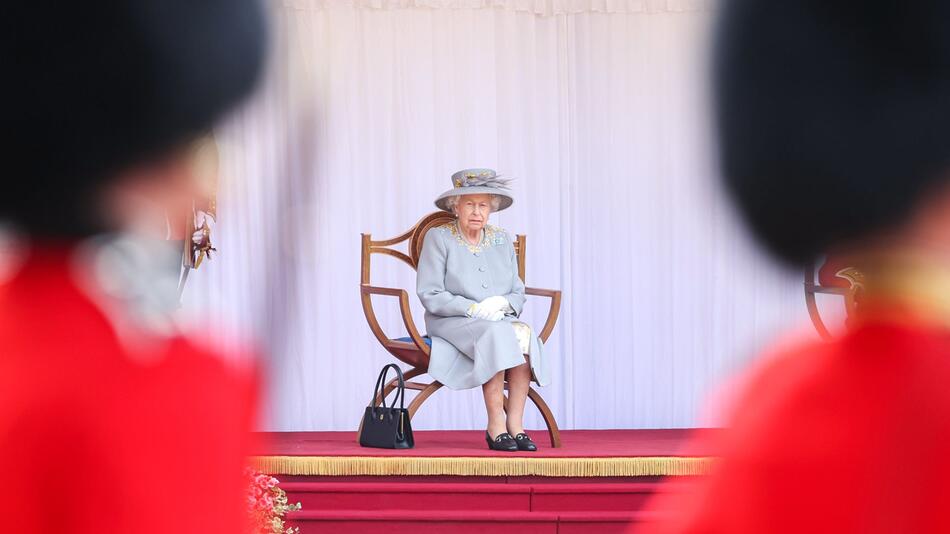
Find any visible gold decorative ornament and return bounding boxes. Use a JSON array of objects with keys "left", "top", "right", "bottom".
[
  {"left": 444, "top": 221, "right": 500, "bottom": 254},
  {"left": 252, "top": 455, "right": 713, "bottom": 477}
]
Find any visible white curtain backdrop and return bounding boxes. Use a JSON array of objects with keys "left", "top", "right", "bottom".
[{"left": 182, "top": 0, "right": 812, "bottom": 432}]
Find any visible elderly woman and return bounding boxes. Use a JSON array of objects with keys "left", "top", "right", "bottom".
[{"left": 416, "top": 169, "right": 550, "bottom": 452}]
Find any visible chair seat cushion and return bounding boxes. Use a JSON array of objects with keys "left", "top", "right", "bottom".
[{"left": 393, "top": 336, "right": 432, "bottom": 347}]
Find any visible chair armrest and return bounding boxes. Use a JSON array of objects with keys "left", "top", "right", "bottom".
[
  {"left": 803, "top": 284, "right": 851, "bottom": 296},
  {"left": 360, "top": 284, "right": 429, "bottom": 354},
  {"left": 524, "top": 287, "right": 562, "bottom": 343}
]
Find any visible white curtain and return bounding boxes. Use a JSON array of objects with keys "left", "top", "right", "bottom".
[
  {"left": 182, "top": 0, "right": 812, "bottom": 432},
  {"left": 280, "top": 0, "right": 710, "bottom": 15}
]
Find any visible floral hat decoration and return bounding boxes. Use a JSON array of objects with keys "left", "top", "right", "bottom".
[{"left": 434, "top": 168, "right": 515, "bottom": 212}]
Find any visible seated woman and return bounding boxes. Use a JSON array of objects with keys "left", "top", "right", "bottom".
[{"left": 416, "top": 169, "right": 550, "bottom": 452}]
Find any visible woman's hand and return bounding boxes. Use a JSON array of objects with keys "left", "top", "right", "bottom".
[
  {"left": 479, "top": 296, "right": 510, "bottom": 314},
  {"left": 484, "top": 310, "right": 505, "bottom": 321},
  {"left": 468, "top": 296, "right": 510, "bottom": 321}
]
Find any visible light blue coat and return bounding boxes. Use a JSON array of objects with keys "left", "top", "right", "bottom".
[{"left": 415, "top": 221, "right": 549, "bottom": 390}]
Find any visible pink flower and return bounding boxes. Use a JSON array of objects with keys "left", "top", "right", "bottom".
[{"left": 245, "top": 468, "right": 299, "bottom": 534}]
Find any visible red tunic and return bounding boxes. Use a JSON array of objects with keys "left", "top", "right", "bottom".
[
  {"left": 0, "top": 247, "right": 258, "bottom": 533},
  {"left": 647, "top": 309, "right": 950, "bottom": 533}
]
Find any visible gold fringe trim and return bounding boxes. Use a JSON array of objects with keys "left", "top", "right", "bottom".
[{"left": 251, "top": 455, "right": 713, "bottom": 477}]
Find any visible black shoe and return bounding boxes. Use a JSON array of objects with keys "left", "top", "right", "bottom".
[
  {"left": 485, "top": 431, "right": 518, "bottom": 451},
  {"left": 513, "top": 433, "right": 538, "bottom": 452}
]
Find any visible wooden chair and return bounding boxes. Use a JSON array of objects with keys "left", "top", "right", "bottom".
[{"left": 359, "top": 211, "right": 563, "bottom": 447}]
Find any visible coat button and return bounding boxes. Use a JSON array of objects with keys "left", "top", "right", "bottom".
[{"left": 482, "top": 282, "right": 489, "bottom": 288}]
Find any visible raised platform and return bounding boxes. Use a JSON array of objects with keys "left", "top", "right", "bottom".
[
  {"left": 254, "top": 429, "right": 711, "bottom": 533},
  {"left": 253, "top": 428, "right": 713, "bottom": 478}
]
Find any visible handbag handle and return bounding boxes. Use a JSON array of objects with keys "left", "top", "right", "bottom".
[{"left": 370, "top": 363, "right": 406, "bottom": 412}]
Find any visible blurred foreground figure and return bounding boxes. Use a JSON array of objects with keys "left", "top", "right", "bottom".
[
  {"left": 0, "top": 2, "right": 266, "bottom": 533},
  {"left": 649, "top": 1, "right": 950, "bottom": 532}
]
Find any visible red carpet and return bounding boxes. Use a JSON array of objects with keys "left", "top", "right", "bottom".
[
  {"left": 254, "top": 428, "right": 706, "bottom": 458},
  {"left": 279, "top": 481, "right": 677, "bottom": 533},
  {"left": 255, "top": 429, "right": 710, "bottom": 533}
]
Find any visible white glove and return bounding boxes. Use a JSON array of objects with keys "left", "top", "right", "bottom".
[
  {"left": 468, "top": 302, "right": 491, "bottom": 320},
  {"left": 479, "top": 295, "right": 511, "bottom": 315},
  {"left": 485, "top": 310, "right": 505, "bottom": 321},
  {"left": 467, "top": 303, "right": 506, "bottom": 321}
]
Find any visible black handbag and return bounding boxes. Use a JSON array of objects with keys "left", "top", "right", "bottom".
[{"left": 359, "top": 363, "right": 414, "bottom": 449}]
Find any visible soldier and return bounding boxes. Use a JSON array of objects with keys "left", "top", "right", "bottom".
[
  {"left": 0, "top": 1, "right": 267, "bottom": 532},
  {"left": 648, "top": 1, "right": 950, "bottom": 532}
]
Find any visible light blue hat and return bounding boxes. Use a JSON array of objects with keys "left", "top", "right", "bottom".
[{"left": 434, "top": 168, "right": 514, "bottom": 212}]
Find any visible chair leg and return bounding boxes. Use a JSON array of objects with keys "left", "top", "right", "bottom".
[
  {"left": 527, "top": 387, "right": 561, "bottom": 448},
  {"left": 503, "top": 383, "right": 561, "bottom": 448},
  {"left": 406, "top": 381, "right": 444, "bottom": 418}
]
